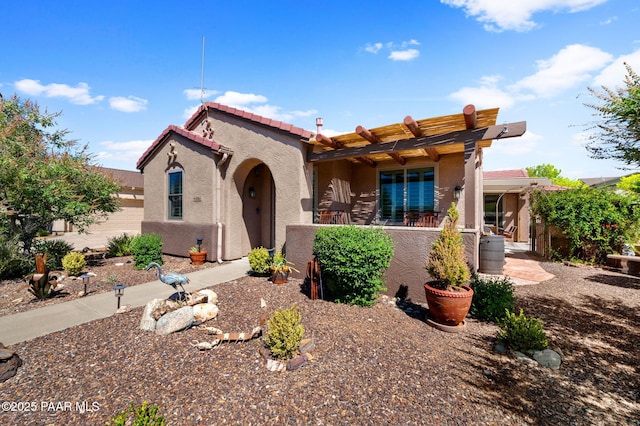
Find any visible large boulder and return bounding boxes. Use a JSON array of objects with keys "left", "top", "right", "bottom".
[
  {"left": 193, "top": 303, "right": 219, "bottom": 324},
  {"left": 0, "top": 342, "right": 22, "bottom": 382},
  {"left": 155, "top": 306, "right": 195, "bottom": 336},
  {"left": 140, "top": 299, "right": 163, "bottom": 331}
]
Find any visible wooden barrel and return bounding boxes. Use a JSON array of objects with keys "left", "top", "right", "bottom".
[{"left": 479, "top": 235, "right": 505, "bottom": 275}]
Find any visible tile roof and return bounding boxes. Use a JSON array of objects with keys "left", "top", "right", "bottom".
[
  {"left": 483, "top": 169, "right": 529, "bottom": 179},
  {"left": 136, "top": 125, "right": 226, "bottom": 170},
  {"left": 97, "top": 167, "right": 144, "bottom": 188},
  {"left": 184, "top": 102, "right": 314, "bottom": 139}
]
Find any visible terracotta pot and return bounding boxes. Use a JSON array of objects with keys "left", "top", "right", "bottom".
[
  {"left": 189, "top": 251, "right": 207, "bottom": 266},
  {"left": 270, "top": 268, "right": 289, "bottom": 285},
  {"left": 423, "top": 282, "right": 474, "bottom": 326}
]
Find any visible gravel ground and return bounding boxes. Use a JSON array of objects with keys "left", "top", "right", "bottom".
[{"left": 0, "top": 257, "right": 639, "bottom": 425}]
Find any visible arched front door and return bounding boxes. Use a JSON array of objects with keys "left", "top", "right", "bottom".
[{"left": 242, "top": 163, "right": 275, "bottom": 250}]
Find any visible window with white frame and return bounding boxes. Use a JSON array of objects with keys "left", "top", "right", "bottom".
[
  {"left": 168, "top": 169, "right": 183, "bottom": 220},
  {"left": 379, "top": 167, "right": 435, "bottom": 221}
]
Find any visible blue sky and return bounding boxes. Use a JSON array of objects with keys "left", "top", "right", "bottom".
[{"left": 1, "top": 0, "right": 639, "bottom": 178}]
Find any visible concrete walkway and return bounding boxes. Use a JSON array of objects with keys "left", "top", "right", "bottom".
[{"left": 0, "top": 258, "right": 250, "bottom": 346}]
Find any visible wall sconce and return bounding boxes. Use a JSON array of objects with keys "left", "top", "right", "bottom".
[
  {"left": 113, "top": 284, "right": 126, "bottom": 310},
  {"left": 454, "top": 185, "right": 462, "bottom": 200},
  {"left": 80, "top": 273, "right": 91, "bottom": 297},
  {"left": 248, "top": 187, "right": 256, "bottom": 198}
]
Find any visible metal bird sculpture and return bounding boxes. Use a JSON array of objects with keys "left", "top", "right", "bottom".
[{"left": 145, "top": 262, "right": 190, "bottom": 298}]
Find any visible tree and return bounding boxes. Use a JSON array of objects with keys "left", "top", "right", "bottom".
[
  {"left": 526, "top": 163, "right": 584, "bottom": 188},
  {"left": 0, "top": 95, "right": 121, "bottom": 249},
  {"left": 617, "top": 173, "right": 640, "bottom": 194},
  {"left": 584, "top": 62, "right": 640, "bottom": 168}
]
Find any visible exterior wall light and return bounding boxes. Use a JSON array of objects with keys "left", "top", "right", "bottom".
[
  {"left": 454, "top": 185, "right": 462, "bottom": 200},
  {"left": 249, "top": 187, "right": 256, "bottom": 198}
]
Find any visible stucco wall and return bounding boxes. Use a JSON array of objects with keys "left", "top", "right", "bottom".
[{"left": 286, "top": 224, "right": 480, "bottom": 303}]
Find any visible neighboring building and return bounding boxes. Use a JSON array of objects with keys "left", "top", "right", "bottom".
[
  {"left": 52, "top": 167, "right": 144, "bottom": 234},
  {"left": 482, "top": 169, "right": 551, "bottom": 243},
  {"left": 580, "top": 176, "right": 624, "bottom": 188},
  {"left": 137, "top": 103, "right": 527, "bottom": 301}
]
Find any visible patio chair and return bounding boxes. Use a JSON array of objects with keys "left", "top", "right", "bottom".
[{"left": 502, "top": 225, "right": 517, "bottom": 241}]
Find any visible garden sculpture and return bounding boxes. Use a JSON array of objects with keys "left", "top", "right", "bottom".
[{"left": 145, "top": 262, "right": 189, "bottom": 297}]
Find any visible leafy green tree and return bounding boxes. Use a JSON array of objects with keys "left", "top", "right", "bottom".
[
  {"left": 526, "top": 163, "right": 584, "bottom": 188},
  {"left": 617, "top": 173, "right": 640, "bottom": 194},
  {"left": 584, "top": 62, "right": 640, "bottom": 168},
  {"left": 0, "top": 95, "right": 120, "bottom": 249},
  {"left": 530, "top": 187, "right": 640, "bottom": 263}
]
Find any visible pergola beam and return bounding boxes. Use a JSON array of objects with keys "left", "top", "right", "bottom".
[
  {"left": 463, "top": 104, "right": 477, "bottom": 129},
  {"left": 307, "top": 121, "right": 526, "bottom": 163},
  {"left": 356, "top": 125, "right": 406, "bottom": 165},
  {"left": 403, "top": 116, "right": 440, "bottom": 162},
  {"left": 316, "top": 133, "right": 376, "bottom": 167}
]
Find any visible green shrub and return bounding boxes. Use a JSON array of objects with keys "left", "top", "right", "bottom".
[
  {"left": 31, "top": 239, "right": 74, "bottom": 270},
  {"left": 107, "top": 233, "right": 134, "bottom": 257},
  {"left": 265, "top": 304, "right": 304, "bottom": 360},
  {"left": 0, "top": 236, "right": 30, "bottom": 279},
  {"left": 130, "top": 233, "right": 163, "bottom": 269},
  {"left": 248, "top": 246, "right": 270, "bottom": 275},
  {"left": 313, "top": 225, "right": 394, "bottom": 306},
  {"left": 470, "top": 275, "right": 515, "bottom": 322},
  {"left": 62, "top": 251, "right": 86, "bottom": 276},
  {"left": 497, "top": 309, "right": 548, "bottom": 352},
  {"left": 107, "top": 401, "right": 167, "bottom": 426},
  {"left": 426, "top": 203, "right": 470, "bottom": 289}
]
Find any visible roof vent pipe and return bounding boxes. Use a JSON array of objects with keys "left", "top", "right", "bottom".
[{"left": 316, "top": 117, "right": 323, "bottom": 135}]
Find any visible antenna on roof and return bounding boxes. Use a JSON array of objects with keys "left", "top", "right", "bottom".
[{"left": 200, "top": 36, "right": 205, "bottom": 104}]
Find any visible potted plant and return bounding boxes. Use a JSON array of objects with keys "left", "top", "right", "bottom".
[
  {"left": 269, "top": 250, "right": 296, "bottom": 284},
  {"left": 424, "top": 202, "right": 474, "bottom": 331},
  {"left": 188, "top": 246, "right": 207, "bottom": 265}
]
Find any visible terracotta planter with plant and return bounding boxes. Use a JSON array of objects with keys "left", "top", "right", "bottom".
[
  {"left": 269, "top": 250, "right": 296, "bottom": 285},
  {"left": 188, "top": 247, "right": 207, "bottom": 265},
  {"left": 424, "top": 203, "right": 474, "bottom": 330}
]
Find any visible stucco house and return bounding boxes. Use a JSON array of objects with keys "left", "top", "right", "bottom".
[{"left": 137, "top": 102, "right": 526, "bottom": 301}]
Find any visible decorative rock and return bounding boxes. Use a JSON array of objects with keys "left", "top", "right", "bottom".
[
  {"left": 299, "top": 338, "right": 315, "bottom": 354},
  {"left": 265, "top": 358, "right": 287, "bottom": 372},
  {"left": 493, "top": 342, "right": 507, "bottom": 353},
  {"left": 140, "top": 299, "right": 162, "bottom": 331},
  {"left": 116, "top": 305, "right": 130, "bottom": 314},
  {"left": 533, "top": 349, "right": 562, "bottom": 370},
  {"left": 151, "top": 299, "right": 182, "bottom": 320},
  {"left": 513, "top": 351, "right": 538, "bottom": 366},
  {"left": 194, "top": 289, "right": 218, "bottom": 304},
  {"left": 0, "top": 342, "right": 21, "bottom": 383},
  {"left": 155, "top": 306, "right": 194, "bottom": 336},
  {"left": 286, "top": 354, "right": 308, "bottom": 371},
  {"left": 186, "top": 293, "right": 208, "bottom": 306},
  {"left": 193, "top": 303, "right": 219, "bottom": 323}
]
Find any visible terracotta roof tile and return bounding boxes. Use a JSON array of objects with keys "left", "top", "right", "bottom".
[
  {"left": 137, "top": 125, "right": 226, "bottom": 170},
  {"left": 483, "top": 169, "right": 529, "bottom": 179},
  {"left": 184, "top": 102, "right": 313, "bottom": 139}
]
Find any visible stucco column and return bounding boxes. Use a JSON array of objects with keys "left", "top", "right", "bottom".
[{"left": 463, "top": 140, "right": 480, "bottom": 229}]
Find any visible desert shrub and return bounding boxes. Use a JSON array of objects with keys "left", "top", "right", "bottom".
[
  {"left": 31, "top": 239, "right": 74, "bottom": 270},
  {"left": 107, "top": 233, "right": 134, "bottom": 257},
  {"left": 470, "top": 275, "right": 515, "bottom": 322},
  {"left": 497, "top": 308, "right": 548, "bottom": 352},
  {"left": 107, "top": 401, "right": 167, "bottom": 426},
  {"left": 313, "top": 225, "right": 394, "bottom": 306},
  {"left": 426, "top": 203, "right": 470, "bottom": 289},
  {"left": 62, "top": 251, "right": 86, "bottom": 276},
  {"left": 248, "top": 246, "right": 270, "bottom": 275},
  {"left": 130, "top": 233, "right": 163, "bottom": 269},
  {"left": 0, "top": 236, "right": 30, "bottom": 279},
  {"left": 265, "top": 304, "right": 304, "bottom": 360}
]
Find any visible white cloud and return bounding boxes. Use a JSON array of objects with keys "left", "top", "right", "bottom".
[
  {"left": 591, "top": 48, "right": 640, "bottom": 88},
  {"left": 95, "top": 139, "right": 152, "bottom": 170},
  {"left": 441, "top": 0, "right": 607, "bottom": 32},
  {"left": 183, "top": 88, "right": 219, "bottom": 101},
  {"left": 510, "top": 44, "right": 613, "bottom": 98},
  {"left": 364, "top": 40, "right": 420, "bottom": 61},
  {"left": 449, "top": 75, "right": 516, "bottom": 109},
  {"left": 389, "top": 49, "right": 420, "bottom": 61},
  {"left": 109, "top": 96, "right": 148, "bottom": 112},
  {"left": 214, "top": 91, "right": 267, "bottom": 106},
  {"left": 14, "top": 79, "right": 104, "bottom": 105}
]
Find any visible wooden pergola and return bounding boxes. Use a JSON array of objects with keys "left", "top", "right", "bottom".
[{"left": 307, "top": 104, "right": 526, "bottom": 166}]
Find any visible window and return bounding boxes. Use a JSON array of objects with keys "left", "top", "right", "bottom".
[
  {"left": 168, "top": 170, "right": 183, "bottom": 219},
  {"left": 484, "top": 194, "right": 502, "bottom": 227},
  {"left": 379, "top": 167, "right": 435, "bottom": 221}
]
